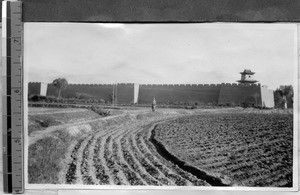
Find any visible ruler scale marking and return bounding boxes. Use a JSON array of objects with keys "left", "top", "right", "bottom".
[
  {"left": 1, "top": 4, "right": 7, "bottom": 194},
  {"left": 2, "top": 1, "right": 24, "bottom": 194}
]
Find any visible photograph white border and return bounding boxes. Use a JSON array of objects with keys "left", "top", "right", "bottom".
[{"left": 23, "top": 22, "right": 299, "bottom": 192}]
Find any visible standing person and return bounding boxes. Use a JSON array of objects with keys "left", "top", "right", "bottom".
[{"left": 152, "top": 97, "right": 156, "bottom": 112}]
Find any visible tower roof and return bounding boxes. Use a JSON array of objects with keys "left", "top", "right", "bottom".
[{"left": 240, "top": 69, "right": 255, "bottom": 75}]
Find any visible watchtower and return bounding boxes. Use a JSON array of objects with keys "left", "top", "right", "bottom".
[{"left": 237, "top": 69, "right": 258, "bottom": 84}]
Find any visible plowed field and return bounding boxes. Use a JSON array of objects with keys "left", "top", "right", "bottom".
[
  {"left": 154, "top": 112, "right": 293, "bottom": 187},
  {"left": 28, "top": 108, "right": 209, "bottom": 186},
  {"left": 28, "top": 107, "right": 293, "bottom": 187}
]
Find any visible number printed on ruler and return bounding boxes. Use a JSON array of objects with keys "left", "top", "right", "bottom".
[{"left": 2, "top": 0, "right": 23, "bottom": 194}]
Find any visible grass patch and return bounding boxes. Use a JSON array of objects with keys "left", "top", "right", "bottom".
[
  {"left": 28, "top": 115, "right": 62, "bottom": 135},
  {"left": 27, "top": 110, "right": 133, "bottom": 184},
  {"left": 28, "top": 136, "right": 68, "bottom": 183},
  {"left": 28, "top": 109, "right": 101, "bottom": 135},
  {"left": 28, "top": 128, "right": 86, "bottom": 184},
  {"left": 90, "top": 105, "right": 111, "bottom": 117}
]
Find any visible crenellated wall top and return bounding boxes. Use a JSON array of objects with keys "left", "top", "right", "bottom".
[{"left": 29, "top": 82, "right": 262, "bottom": 88}]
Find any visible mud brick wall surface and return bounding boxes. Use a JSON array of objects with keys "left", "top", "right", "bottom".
[
  {"left": 46, "top": 84, "right": 113, "bottom": 101},
  {"left": 46, "top": 83, "right": 134, "bottom": 104},
  {"left": 218, "top": 83, "right": 262, "bottom": 106},
  {"left": 138, "top": 84, "right": 221, "bottom": 104},
  {"left": 28, "top": 82, "right": 41, "bottom": 96},
  {"left": 114, "top": 83, "right": 135, "bottom": 104}
]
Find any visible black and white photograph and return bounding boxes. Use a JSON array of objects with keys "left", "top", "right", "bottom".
[{"left": 24, "top": 23, "right": 297, "bottom": 189}]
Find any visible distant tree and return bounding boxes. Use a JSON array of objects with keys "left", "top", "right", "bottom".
[
  {"left": 274, "top": 90, "right": 283, "bottom": 108},
  {"left": 52, "top": 78, "right": 68, "bottom": 99},
  {"left": 274, "top": 85, "right": 293, "bottom": 108},
  {"left": 280, "top": 85, "right": 293, "bottom": 98}
]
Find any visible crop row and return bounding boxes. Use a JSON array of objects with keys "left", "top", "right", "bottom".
[{"left": 64, "top": 117, "right": 208, "bottom": 186}]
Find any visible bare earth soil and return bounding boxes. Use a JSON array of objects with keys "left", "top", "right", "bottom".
[
  {"left": 154, "top": 112, "right": 293, "bottom": 187},
  {"left": 27, "top": 107, "right": 293, "bottom": 187}
]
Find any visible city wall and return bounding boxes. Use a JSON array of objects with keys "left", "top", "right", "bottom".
[
  {"left": 138, "top": 84, "right": 221, "bottom": 104},
  {"left": 28, "top": 82, "right": 274, "bottom": 107},
  {"left": 30, "top": 83, "right": 134, "bottom": 104},
  {"left": 46, "top": 83, "right": 113, "bottom": 100},
  {"left": 113, "top": 83, "right": 135, "bottom": 104},
  {"left": 218, "top": 83, "right": 262, "bottom": 106},
  {"left": 28, "top": 82, "right": 41, "bottom": 96}
]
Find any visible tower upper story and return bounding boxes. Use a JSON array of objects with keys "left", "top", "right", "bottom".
[{"left": 237, "top": 69, "right": 258, "bottom": 84}]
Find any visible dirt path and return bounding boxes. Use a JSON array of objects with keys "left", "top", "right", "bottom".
[
  {"left": 28, "top": 114, "right": 129, "bottom": 146},
  {"left": 28, "top": 107, "right": 91, "bottom": 115},
  {"left": 28, "top": 107, "right": 183, "bottom": 146}
]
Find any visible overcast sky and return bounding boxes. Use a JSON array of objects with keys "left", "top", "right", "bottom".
[{"left": 24, "top": 23, "right": 297, "bottom": 90}]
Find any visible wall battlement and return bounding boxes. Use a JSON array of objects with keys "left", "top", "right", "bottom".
[
  {"left": 29, "top": 82, "right": 262, "bottom": 87},
  {"left": 219, "top": 83, "right": 261, "bottom": 86},
  {"left": 139, "top": 83, "right": 233, "bottom": 87},
  {"left": 29, "top": 82, "right": 42, "bottom": 84},
  {"left": 55, "top": 83, "right": 134, "bottom": 87},
  {"left": 28, "top": 82, "right": 135, "bottom": 87}
]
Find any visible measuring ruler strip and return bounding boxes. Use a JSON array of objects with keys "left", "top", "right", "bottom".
[{"left": 2, "top": 1, "right": 23, "bottom": 194}]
